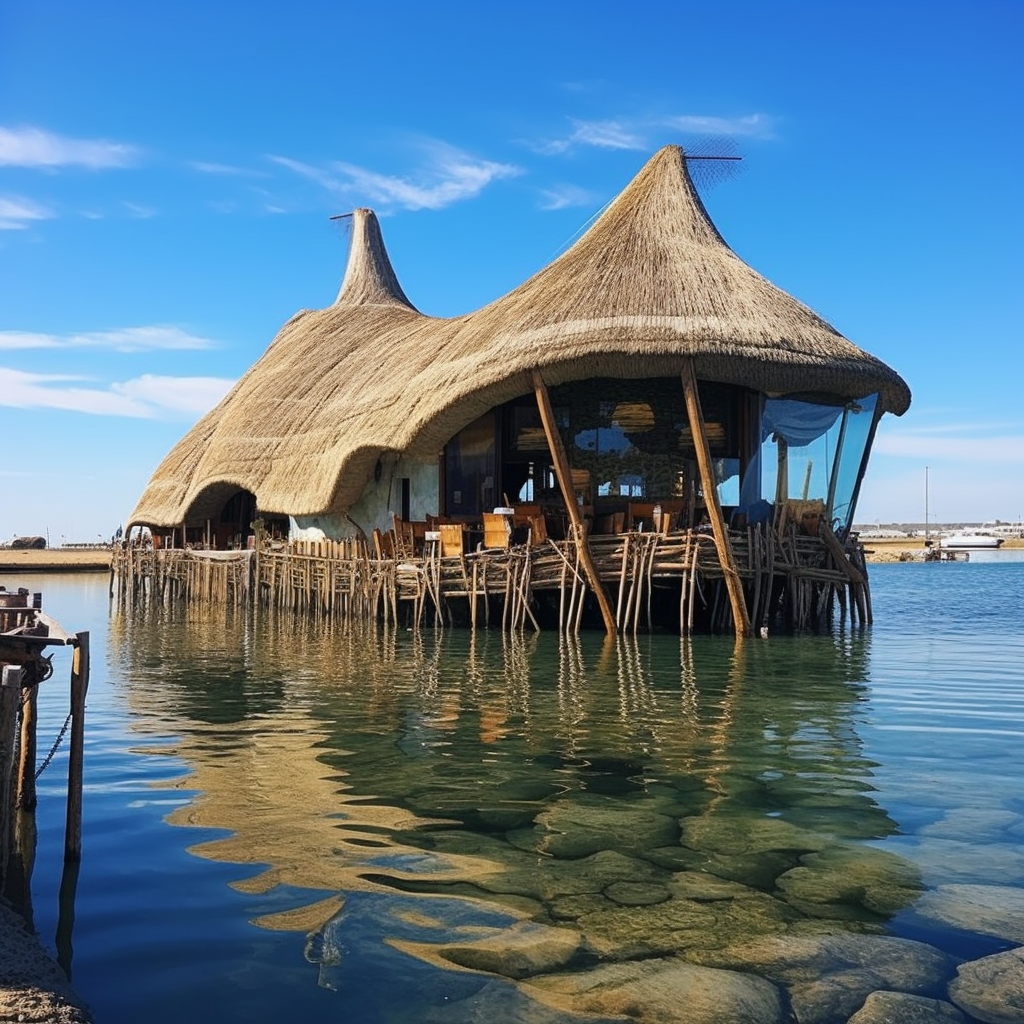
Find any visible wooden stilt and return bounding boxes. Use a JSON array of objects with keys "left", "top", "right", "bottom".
[
  {"left": 64, "top": 632, "right": 89, "bottom": 862},
  {"left": 16, "top": 683, "right": 37, "bottom": 812},
  {"left": 681, "top": 361, "right": 751, "bottom": 639},
  {"left": 532, "top": 369, "right": 616, "bottom": 635},
  {"left": 1, "top": 666, "right": 22, "bottom": 884},
  {"left": 616, "top": 534, "right": 630, "bottom": 630}
]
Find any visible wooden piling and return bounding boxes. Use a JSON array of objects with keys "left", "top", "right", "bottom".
[
  {"left": 64, "top": 632, "right": 89, "bottom": 862},
  {"left": 16, "top": 682, "right": 37, "bottom": 812},
  {"left": 1, "top": 665, "right": 22, "bottom": 883}
]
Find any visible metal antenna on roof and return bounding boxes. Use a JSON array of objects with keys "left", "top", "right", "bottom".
[
  {"left": 329, "top": 211, "right": 354, "bottom": 243},
  {"left": 682, "top": 136, "right": 743, "bottom": 192}
]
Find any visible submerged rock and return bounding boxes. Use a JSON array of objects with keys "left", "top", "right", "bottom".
[
  {"left": 603, "top": 881, "right": 671, "bottom": 906},
  {"left": 680, "top": 811, "right": 829, "bottom": 858},
  {"left": 847, "top": 990, "right": 969, "bottom": 1023},
  {"left": 412, "top": 976, "right": 624, "bottom": 1024},
  {"left": 522, "top": 957, "right": 784, "bottom": 1024},
  {"left": 436, "top": 921, "right": 584, "bottom": 979},
  {"left": 948, "top": 946, "right": 1024, "bottom": 1024},
  {"left": 508, "top": 797, "right": 679, "bottom": 859},
  {"left": 666, "top": 871, "right": 754, "bottom": 902},
  {"left": 688, "top": 933, "right": 952, "bottom": 1024},
  {"left": 888, "top": 836, "right": 1024, "bottom": 886},
  {"left": 915, "top": 884, "right": 1024, "bottom": 943},
  {"left": 687, "top": 849, "right": 806, "bottom": 890},
  {"left": 573, "top": 887, "right": 795, "bottom": 960},
  {"left": 919, "top": 808, "right": 1024, "bottom": 844},
  {"left": 477, "top": 848, "right": 669, "bottom": 905},
  {"left": 775, "top": 844, "right": 922, "bottom": 919}
]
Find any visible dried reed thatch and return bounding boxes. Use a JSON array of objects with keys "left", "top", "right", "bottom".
[{"left": 129, "top": 145, "right": 910, "bottom": 527}]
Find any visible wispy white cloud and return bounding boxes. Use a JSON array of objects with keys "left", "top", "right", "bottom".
[
  {"left": 537, "top": 183, "right": 598, "bottom": 211},
  {"left": 189, "top": 160, "right": 264, "bottom": 177},
  {"left": 122, "top": 201, "right": 158, "bottom": 219},
  {"left": 268, "top": 155, "right": 335, "bottom": 190},
  {"left": 0, "top": 125, "right": 140, "bottom": 169},
  {"left": 659, "top": 114, "right": 776, "bottom": 138},
  {"left": 0, "top": 368, "right": 234, "bottom": 418},
  {"left": 0, "top": 326, "right": 218, "bottom": 353},
  {"left": 111, "top": 374, "right": 235, "bottom": 415},
  {"left": 0, "top": 194, "right": 54, "bottom": 230},
  {"left": 270, "top": 142, "right": 522, "bottom": 211},
  {"left": 534, "top": 112, "right": 776, "bottom": 155},
  {"left": 537, "top": 119, "right": 646, "bottom": 156}
]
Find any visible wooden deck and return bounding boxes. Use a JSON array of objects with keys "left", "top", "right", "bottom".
[{"left": 111, "top": 522, "right": 871, "bottom": 635}]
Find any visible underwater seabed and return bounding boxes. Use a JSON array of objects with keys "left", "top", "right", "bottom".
[
  {"left": 14, "top": 561, "right": 1024, "bottom": 1024},
  {"left": 93, "top": 586, "right": 1023, "bottom": 1023}
]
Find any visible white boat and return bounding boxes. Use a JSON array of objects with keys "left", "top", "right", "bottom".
[{"left": 938, "top": 532, "right": 1005, "bottom": 550}]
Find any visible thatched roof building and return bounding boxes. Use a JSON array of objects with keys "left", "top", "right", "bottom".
[{"left": 129, "top": 145, "right": 909, "bottom": 535}]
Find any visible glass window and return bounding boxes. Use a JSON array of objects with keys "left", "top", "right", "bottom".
[
  {"left": 738, "top": 394, "right": 879, "bottom": 532},
  {"left": 543, "top": 378, "right": 742, "bottom": 502},
  {"left": 444, "top": 412, "right": 496, "bottom": 516}
]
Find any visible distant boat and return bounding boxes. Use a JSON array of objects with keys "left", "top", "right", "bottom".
[{"left": 938, "top": 532, "right": 1005, "bottom": 550}]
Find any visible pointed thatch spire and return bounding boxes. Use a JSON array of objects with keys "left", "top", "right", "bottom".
[
  {"left": 334, "top": 208, "right": 417, "bottom": 310},
  {"left": 432, "top": 143, "right": 910, "bottom": 419}
]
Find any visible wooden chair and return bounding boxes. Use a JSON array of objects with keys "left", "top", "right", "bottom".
[
  {"left": 372, "top": 527, "right": 394, "bottom": 559},
  {"left": 438, "top": 523, "right": 465, "bottom": 557},
  {"left": 593, "top": 511, "right": 625, "bottom": 535},
  {"left": 622, "top": 503, "right": 679, "bottom": 536},
  {"left": 481, "top": 512, "right": 511, "bottom": 549},
  {"left": 518, "top": 511, "right": 548, "bottom": 546},
  {"left": 513, "top": 503, "right": 542, "bottom": 519},
  {"left": 409, "top": 519, "right": 426, "bottom": 553},
  {"left": 512, "top": 506, "right": 547, "bottom": 547},
  {"left": 626, "top": 502, "right": 655, "bottom": 532},
  {"left": 391, "top": 514, "right": 416, "bottom": 558}
]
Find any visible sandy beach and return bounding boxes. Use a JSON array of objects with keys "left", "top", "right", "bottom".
[{"left": 0, "top": 899, "right": 93, "bottom": 1022}]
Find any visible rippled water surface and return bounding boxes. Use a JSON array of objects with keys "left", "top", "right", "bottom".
[{"left": 12, "top": 556, "right": 1024, "bottom": 1023}]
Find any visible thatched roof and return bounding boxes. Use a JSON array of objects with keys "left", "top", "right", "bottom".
[{"left": 129, "top": 145, "right": 910, "bottom": 527}]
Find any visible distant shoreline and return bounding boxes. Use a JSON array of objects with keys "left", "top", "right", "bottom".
[
  {"left": 861, "top": 536, "right": 1023, "bottom": 562},
  {"left": 0, "top": 548, "right": 112, "bottom": 573}
]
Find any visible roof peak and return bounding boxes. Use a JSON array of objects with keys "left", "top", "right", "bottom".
[
  {"left": 588, "top": 144, "right": 728, "bottom": 250},
  {"left": 334, "top": 208, "right": 417, "bottom": 310}
]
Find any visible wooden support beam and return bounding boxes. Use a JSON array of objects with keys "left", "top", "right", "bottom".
[
  {"left": 64, "top": 632, "right": 89, "bottom": 862},
  {"left": 532, "top": 370, "right": 616, "bottom": 635},
  {"left": 819, "top": 521, "right": 866, "bottom": 586},
  {"left": 16, "top": 683, "right": 37, "bottom": 812},
  {"left": 1, "top": 665, "right": 22, "bottom": 883},
  {"left": 681, "top": 361, "right": 752, "bottom": 639}
]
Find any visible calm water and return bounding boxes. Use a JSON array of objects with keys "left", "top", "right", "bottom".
[{"left": 10, "top": 554, "right": 1024, "bottom": 1023}]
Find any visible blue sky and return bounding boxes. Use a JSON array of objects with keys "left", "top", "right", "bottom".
[{"left": 1, "top": 1, "right": 1021, "bottom": 542}]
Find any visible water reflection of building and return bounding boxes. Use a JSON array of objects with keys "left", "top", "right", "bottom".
[{"left": 111, "top": 606, "right": 912, "bottom": 959}]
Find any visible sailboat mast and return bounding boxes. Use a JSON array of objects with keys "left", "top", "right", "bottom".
[{"left": 925, "top": 466, "right": 930, "bottom": 543}]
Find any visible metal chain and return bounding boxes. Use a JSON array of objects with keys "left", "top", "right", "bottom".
[{"left": 34, "top": 710, "right": 73, "bottom": 780}]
